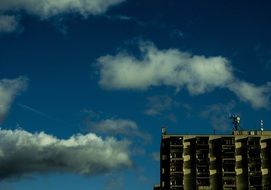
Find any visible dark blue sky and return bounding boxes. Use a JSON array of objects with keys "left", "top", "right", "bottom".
[{"left": 0, "top": 0, "right": 271, "bottom": 189}]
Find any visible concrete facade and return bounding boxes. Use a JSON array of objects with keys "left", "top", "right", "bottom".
[{"left": 154, "top": 130, "right": 271, "bottom": 190}]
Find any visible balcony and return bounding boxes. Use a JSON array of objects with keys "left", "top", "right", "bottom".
[
  {"left": 223, "top": 179, "right": 236, "bottom": 188},
  {"left": 223, "top": 148, "right": 235, "bottom": 152},
  {"left": 170, "top": 178, "right": 183, "bottom": 187},
  {"left": 170, "top": 166, "right": 183, "bottom": 173},
  {"left": 197, "top": 179, "right": 210, "bottom": 187},
  {"left": 223, "top": 171, "right": 236, "bottom": 177},
  {"left": 197, "top": 160, "right": 209, "bottom": 166},
  {"left": 249, "top": 171, "right": 262, "bottom": 177},
  {"left": 170, "top": 185, "right": 184, "bottom": 190},
  {"left": 223, "top": 159, "right": 235, "bottom": 163},
  {"left": 170, "top": 138, "right": 183, "bottom": 146},
  {"left": 197, "top": 173, "right": 210, "bottom": 178},
  {"left": 196, "top": 149, "right": 209, "bottom": 153},
  {"left": 170, "top": 151, "right": 183, "bottom": 158}
]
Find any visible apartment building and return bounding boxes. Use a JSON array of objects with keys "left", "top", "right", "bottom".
[{"left": 154, "top": 128, "right": 271, "bottom": 190}]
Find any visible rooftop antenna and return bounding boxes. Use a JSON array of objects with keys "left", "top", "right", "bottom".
[
  {"left": 260, "top": 119, "right": 264, "bottom": 132},
  {"left": 161, "top": 127, "right": 167, "bottom": 135},
  {"left": 229, "top": 114, "right": 241, "bottom": 131}
]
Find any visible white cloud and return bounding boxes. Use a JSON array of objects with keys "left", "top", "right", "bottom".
[
  {"left": 0, "top": 77, "right": 28, "bottom": 122},
  {"left": 0, "top": 128, "right": 132, "bottom": 180},
  {"left": 228, "top": 81, "right": 271, "bottom": 109},
  {"left": 0, "top": 15, "right": 19, "bottom": 33},
  {"left": 98, "top": 42, "right": 233, "bottom": 93},
  {"left": 0, "top": 0, "right": 125, "bottom": 19},
  {"left": 98, "top": 42, "right": 271, "bottom": 109},
  {"left": 87, "top": 119, "right": 151, "bottom": 143}
]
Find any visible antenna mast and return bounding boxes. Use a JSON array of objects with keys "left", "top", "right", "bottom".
[
  {"left": 229, "top": 114, "right": 241, "bottom": 131},
  {"left": 260, "top": 119, "right": 264, "bottom": 131}
]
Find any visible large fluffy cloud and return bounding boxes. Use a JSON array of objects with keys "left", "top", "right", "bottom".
[
  {"left": 0, "top": 77, "right": 27, "bottom": 122},
  {"left": 0, "top": 15, "right": 19, "bottom": 33},
  {"left": 98, "top": 42, "right": 271, "bottom": 109},
  {"left": 0, "top": 0, "right": 125, "bottom": 18},
  {"left": 98, "top": 42, "right": 233, "bottom": 92},
  {"left": 0, "top": 128, "right": 131, "bottom": 180}
]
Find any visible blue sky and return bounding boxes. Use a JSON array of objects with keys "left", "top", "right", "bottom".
[{"left": 0, "top": 0, "right": 271, "bottom": 189}]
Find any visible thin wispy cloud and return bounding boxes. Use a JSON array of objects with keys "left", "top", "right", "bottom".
[
  {"left": 170, "top": 29, "right": 184, "bottom": 40},
  {"left": 0, "top": 15, "right": 20, "bottom": 33},
  {"left": 86, "top": 118, "right": 151, "bottom": 144},
  {"left": 18, "top": 103, "right": 64, "bottom": 124},
  {"left": 18, "top": 104, "right": 52, "bottom": 119},
  {"left": 144, "top": 95, "right": 179, "bottom": 122},
  {"left": 0, "top": 0, "right": 125, "bottom": 33},
  {"left": 104, "top": 174, "right": 124, "bottom": 190},
  {"left": 105, "top": 15, "right": 133, "bottom": 21},
  {"left": 82, "top": 111, "right": 151, "bottom": 159},
  {"left": 0, "top": 0, "right": 125, "bottom": 18},
  {"left": 0, "top": 77, "right": 28, "bottom": 122},
  {"left": 200, "top": 101, "right": 237, "bottom": 131},
  {"left": 144, "top": 95, "right": 175, "bottom": 116},
  {"left": 151, "top": 152, "right": 160, "bottom": 162}
]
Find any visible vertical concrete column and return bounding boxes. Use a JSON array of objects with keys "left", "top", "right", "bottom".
[
  {"left": 261, "top": 137, "right": 271, "bottom": 189},
  {"left": 183, "top": 136, "right": 196, "bottom": 190},
  {"left": 235, "top": 136, "right": 248, "bottom": 190},
  {"left": 209, "top": 136, "right": 222, "bottom": 190},
  {"left": 160, "top": 136, "right": 170, "bottom": 190}
]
